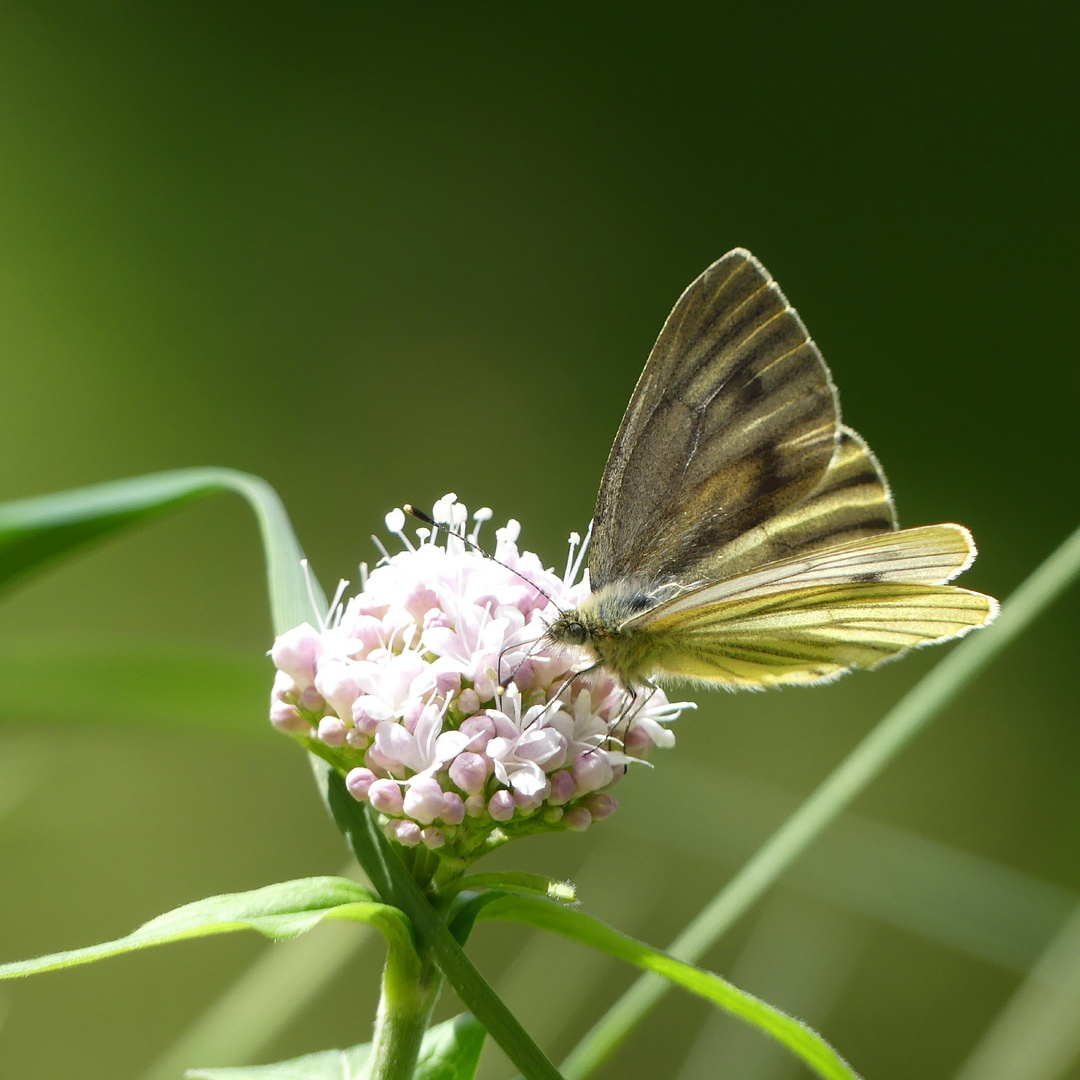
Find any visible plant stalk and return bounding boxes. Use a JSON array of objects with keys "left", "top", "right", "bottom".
[{"left": 367, "top": 940, "right": 443, "bottom": 1080}]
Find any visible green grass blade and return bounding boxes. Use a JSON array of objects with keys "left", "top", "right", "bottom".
[
  {"left": 0, "top": 877, "right": 406, "bottom": 980},
  {"left": 561, "top": 522, "right": 1080, "bottom": 1079},
  {"left": 477, "top": 896, "right": 860, "bottom": 1080},
  {"left": 0, "top": 468, "right": 321, "bottom": 635}
]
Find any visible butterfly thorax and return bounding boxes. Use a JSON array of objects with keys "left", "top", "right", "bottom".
[{"left": 546, "top": 578, "right": 682, "bottom": 687}]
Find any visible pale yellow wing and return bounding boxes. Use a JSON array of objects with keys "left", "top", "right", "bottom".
[
  {"left": 620, "top": 523, "right": 996, "bottom": 687},
  {"left": 639, "top": 581, "right": 998, "bottom": 688},
  {"left": 632, "top": 523, "right": 979, "bottom": 624}
]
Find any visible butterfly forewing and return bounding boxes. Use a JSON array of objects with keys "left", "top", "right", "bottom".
[{"left": 590, "top": 249, "right": 840, "bottom": 591}]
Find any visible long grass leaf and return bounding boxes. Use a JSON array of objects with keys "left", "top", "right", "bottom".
[{"left": 0, "top": 469, "right": 320, "bottom": 634}]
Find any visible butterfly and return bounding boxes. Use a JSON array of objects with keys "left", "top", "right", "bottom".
[{"left": 546, "top": 249, "right": 999, "bottom": 689}]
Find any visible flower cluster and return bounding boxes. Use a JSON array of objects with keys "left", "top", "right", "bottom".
[{"left": 269, "top": 495, "right": 692, "bottom": 867}]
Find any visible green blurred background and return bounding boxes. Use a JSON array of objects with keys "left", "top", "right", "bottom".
[{"left": 0, "top": 5, "right": 1077, "bottom": 1079}]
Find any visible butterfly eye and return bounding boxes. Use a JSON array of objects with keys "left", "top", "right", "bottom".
[{"left": 564, "top": 621, "right": 587, "bottom": 645}]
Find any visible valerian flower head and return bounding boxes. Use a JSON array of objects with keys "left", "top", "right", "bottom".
[{"left": 269, "top": 495, "right": 695, "bottom": 870}]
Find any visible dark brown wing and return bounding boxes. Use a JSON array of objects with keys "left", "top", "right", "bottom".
[{"left": 589, "top": 249, "right": 840, "bottom": 591}]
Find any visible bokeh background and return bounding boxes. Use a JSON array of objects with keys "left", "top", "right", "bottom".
[{"left": 0, "top": 5, "right": 1077, "bottom": 1079}]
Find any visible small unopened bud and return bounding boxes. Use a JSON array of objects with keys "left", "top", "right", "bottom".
[
  {"left": 317, "top": 716, "right": 348, "bottom": 747},
  {"left": 585, "top": 792, "right": 618, "bottom": 820},
  {"left": 440, "top": 792, "right": 465, "bottom": 825},
  {"left": 299, "top": 685, "right": 325, "bottom": 712},
  {"left": 548, "top": 770, "right": 575, "bottom": 805},
  {"left": 449, "top": 752, "right": 489, "bottom": 795},
  {"left": 403, "top": 776, "right": 444, "bottom": 825},
  {"left": 368, "top": 779, "right": 404, "bottom": 816},
  {"left": 457, "top": 688, "right": 481, "bottom": 716},
  {"left": 564, "top": 806, "right": 592, "bottom": 832},
  {"left": 488, "top": 790, "right": 515, "bottom": 821},
  {"left": 270, "top": 623, "right": 323, "bottom": 686},
  {"left": 345, "top": 767, "right": 376, "bottom": 801},
  {"left": 573, "top": 750, "right": 613, "bottom": 794},
  {"left": 464, "top": 793, "right": 486, "bottom": 817},
  {"left": 269, "top": 700, "right": 307, "bottom": 734},
  {"left": 390, "top": 819, "right": 421, "bottom": 846},
  {"left": 421, "top": 827, "right": 445, "bottom": 850}
]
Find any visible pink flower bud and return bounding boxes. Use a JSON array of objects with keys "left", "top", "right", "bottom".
[
  {"left": 449, "top": 752, "right": 489, "bottom": 795},
  {"left": 299, "top": 685, "right": 325, "bottom": 712},
  {"left": 271, "top": 623, "right": 323, "bottom": 687},
  {"left": 547, "top": 769, "right": 575, "bottom": 805},
  {"left": 269, "top": 700, "right": 307, "bottom": 734},
  {"left": 317, "top": 716, "right": 348, "bottom": 747},
  {"left": 423, "top": 608, "right": 453, "bottom": 631},
  {"left": 346, "top": 768, "right": 376, "bottom": 801},
  {"left": 435, "top": 668, "right": 462, "bottom": 695},
  {"left": 271, "top": 669, "right": 297, "bottom": 700},
  {"left": 514, "top": 788, "right": 544, "bottom": 813},
  {"left": 488, "top": 790, "right": 515, "bottom": 821},
  {"left": 314, "top": 661, "right": 361, "bottom": 720},
  {"left": 564, "top": 806, "right": 592, "bottom": 832},
  {"left": 364, "top": 743, "right": 398, "bottom": 774},
  {"left": 368, "top": 779, "right": 404, "bottom": 816},
  {"left": 572, "top": 750, "right": 613, "bottom": 794},
  {"left": 403, "top": 777, "right": 445, "bottom": 825},
  {"left": 351, "top": 699, "right": 385, "bottom": 736},
  {"left": 585, "top": 793, "right": 618, "bottom": 820},
  {"left": 440, "top": 792, "right": 465, "bottom": 825},
  {"left": 464, "top": 793, "right": 486, "bottom": 818},
  {"left": 457, "top": 688, "right": 481, "bottom": 716},
  {"left": 346, "top": 728, "right": 370, "bottom": 749},
  {"left": 459, "top": 713, "right": 496, "bottom": 746},
  {"left": 390, "top": 819, "right": 421, "bottom": 847},
  {"left": 421, "top": 827, "right": 446, "bottom": 850}
]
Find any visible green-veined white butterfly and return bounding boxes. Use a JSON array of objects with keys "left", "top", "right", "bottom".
[{"left": 546, "top": 249, "right": 998, "bottom": 689}]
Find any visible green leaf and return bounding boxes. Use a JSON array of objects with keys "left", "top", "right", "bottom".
[
  {"left": 184, "top": 1013, "right": 486, "bottom": 1080},
  {"left": 0, "top": 877, "right": 412, "bottom": 980},
  {"left": 477, "top": 895, "right": 861, "bottom": 1080},
  {"left": 438, "top": 873, "right": 576, "bottom": 904},
  {"left": 0, "top": 468, "right": 321, "bottom": 635},
  {"left": 316, "top": 761, "right": 564, "bottom": 1080}
]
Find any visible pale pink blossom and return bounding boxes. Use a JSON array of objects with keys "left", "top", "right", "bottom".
[{"left": 268, "top": 495, "right": 692, "bottom": 865}]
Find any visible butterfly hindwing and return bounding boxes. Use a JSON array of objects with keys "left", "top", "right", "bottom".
[
  {"left": 616, "top": 525, "right": 996, "bottom": 687},
  {"left": 590, "top": 249, "right": 840, "bottom": 591},
  {"left": 633, "top": 581, "right": 997, "bottom": 687},
  {"left": 702, "top": 425, "right": 898, "bottom": 580}
]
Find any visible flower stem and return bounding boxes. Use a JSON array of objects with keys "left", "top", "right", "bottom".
[{"left": 367, "top": 939, "right": 443, "bottom": 1080}]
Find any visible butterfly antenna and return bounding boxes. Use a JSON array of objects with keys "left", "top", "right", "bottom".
[{"left": 403, "top": 504, "right": 566, "bottom": 616}]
